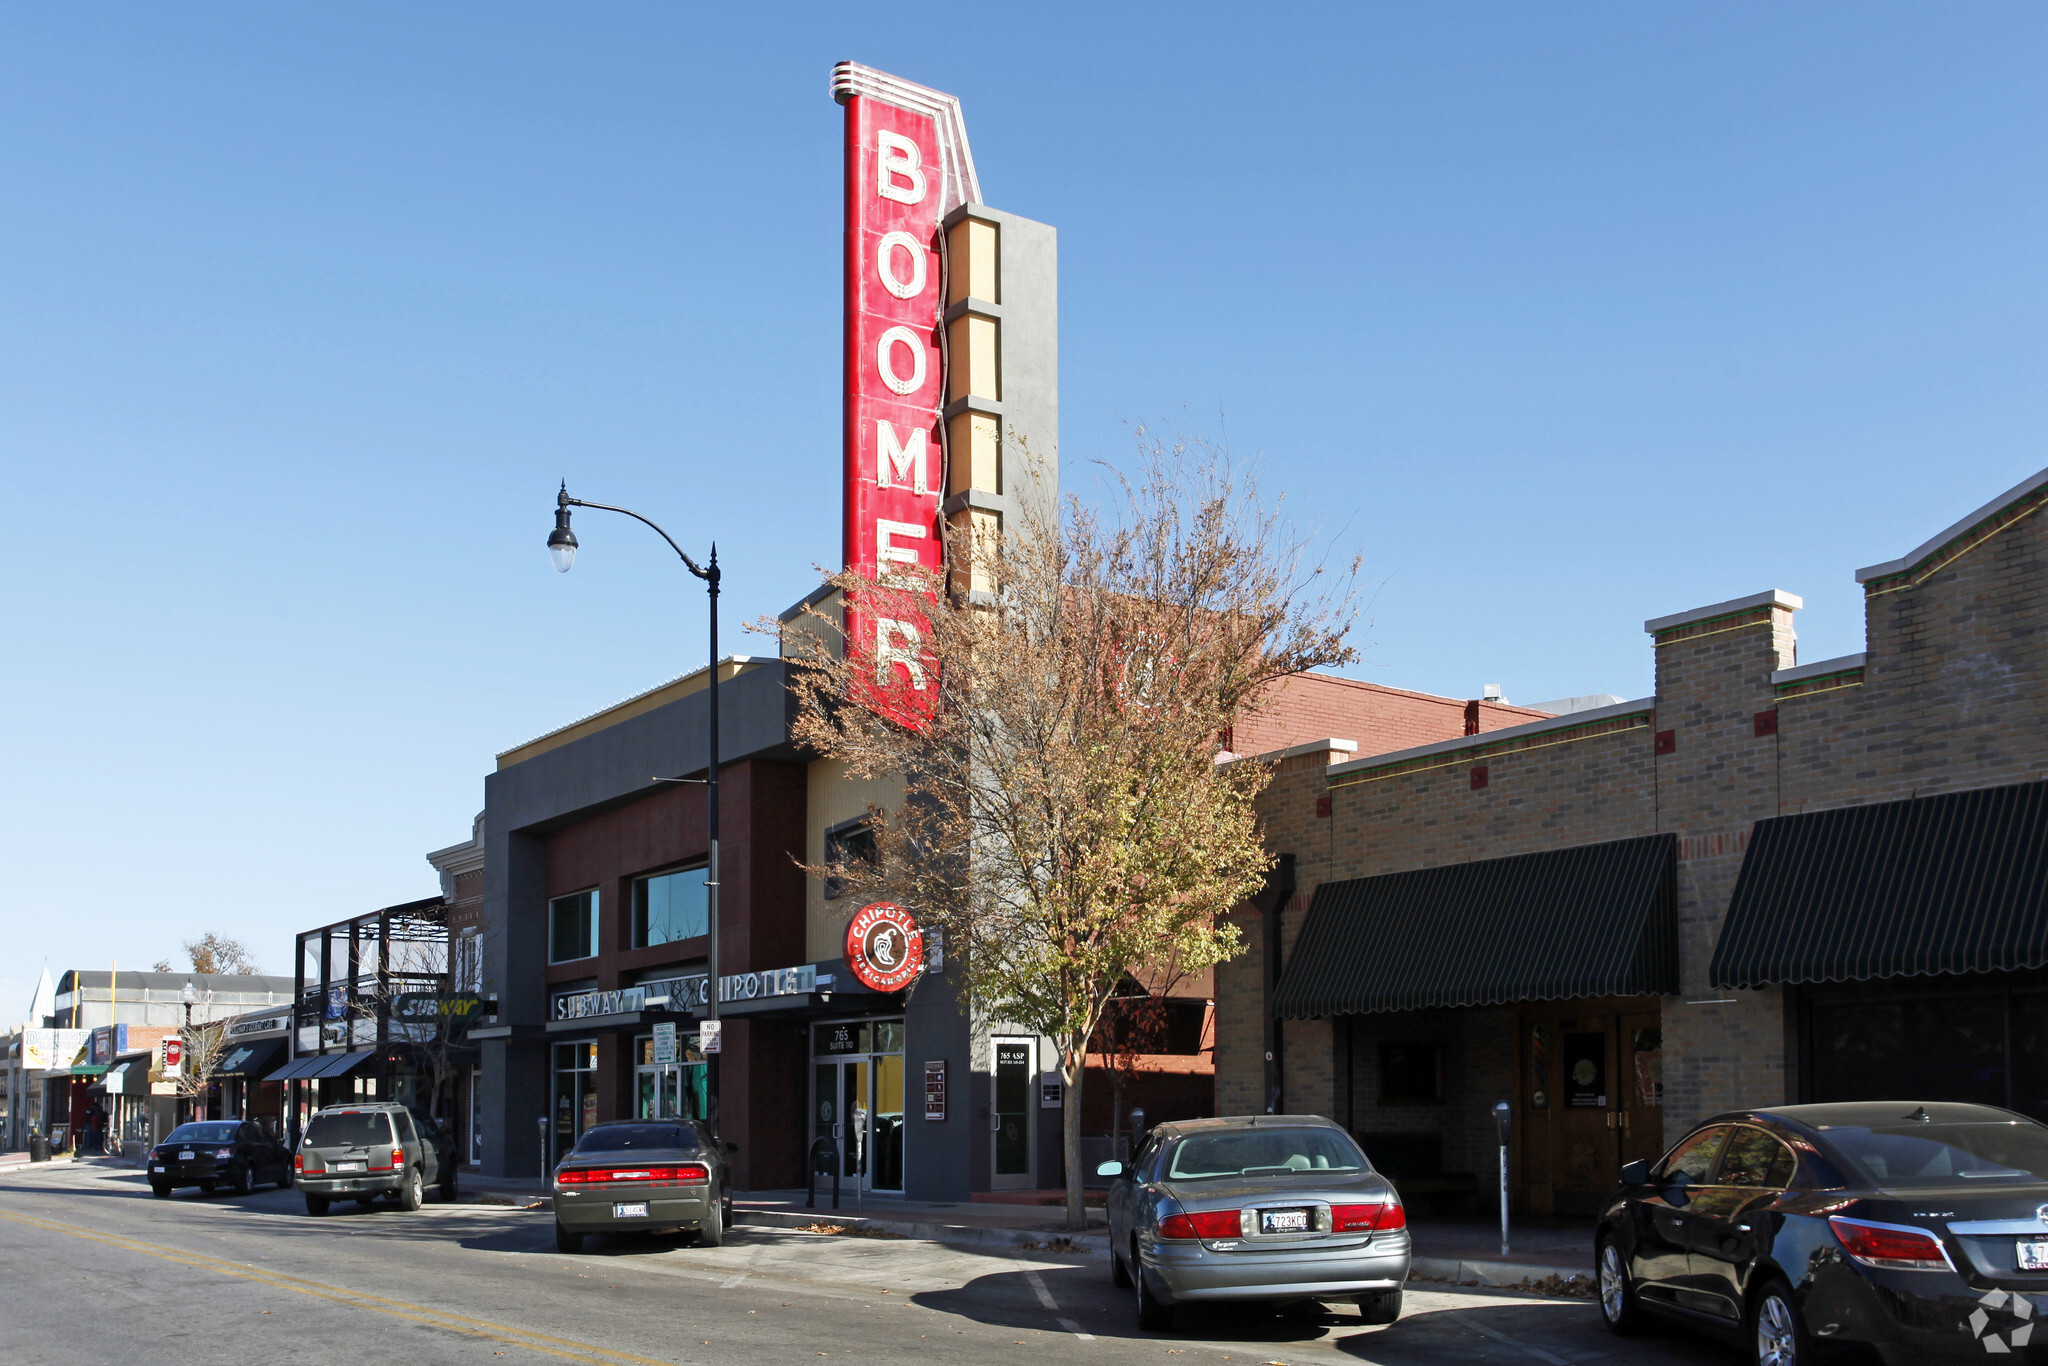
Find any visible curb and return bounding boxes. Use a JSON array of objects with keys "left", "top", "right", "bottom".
[
  {"left": 734, "top": 1207, "right": 1109, "bottom": 1253},
  {"left": 1408, "top": 1254, "right": 1594, "bottom": 1292}
]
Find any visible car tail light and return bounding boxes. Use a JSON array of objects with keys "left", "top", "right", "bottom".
[
  {"left": 1829, "top": 1216, "right": 1951, "bottom": 1271},
  {"left": 1157, "top": 1209, "right": 1241, "bottom": 1240},
  {"left": 214, "top": 1147, "right": 235, "bottom": 1159},
  {"left": 555, "top": 1164, "right": 711, "bottom": 1186},
  {"left": 1330, "top": 1194, "right": 1406, "bottom": 1233},
  {"left": 293, "top": 1154, "right": 303, "bottom": 1174}
]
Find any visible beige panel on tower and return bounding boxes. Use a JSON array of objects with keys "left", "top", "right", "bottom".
[
  {"left": 945, "top": 412, "right": 1000, "bottom": 495},
  {"left": 945, "top": 217, "right": 999, "bottom": 305},
  {"left": 945, "top": 314, "right": 999, "bottom": 402},
  {"left": 947, "top": 508, "right": 1002, "bottom": 597}
]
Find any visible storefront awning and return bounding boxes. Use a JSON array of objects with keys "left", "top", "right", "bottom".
[
  {"left": 264, "top": 1054, "right": 328, "bottom": 1082},
  {"left": 1273, "top": 833, "right": 1678, "bottom": 1017},
  {"left": 305, "top": 1051, "right": 375, "bottom": 1080},
  {"left": 99, "top": 1062, "right": 149, "bottom": 1096},
  {"left": 214, "top": 1038, "right": 286, "bottom": 1079},
  {"left": 1711, "top": 779, "right": 2048, "bottom": 989}
]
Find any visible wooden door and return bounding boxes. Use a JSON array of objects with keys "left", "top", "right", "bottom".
[
  {"left": 1519, "top": 999, "right": 1665, "bottom": 1215},
  {"left": 1553, "top": 1024, "right": 1617, "bottom": 1213}
]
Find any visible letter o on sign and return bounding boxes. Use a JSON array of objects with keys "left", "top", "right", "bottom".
[
  {"left": 876, "top": 231, "right": 927, "bottom": 301},
  {"left": 876, "top": 326, "right": 926, "bottom": 397}
]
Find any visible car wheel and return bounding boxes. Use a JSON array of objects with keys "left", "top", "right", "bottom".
[
  {"left": 1110, "top": 1245, "right": 1132, "bottom": 1288},
  {"left": 1134, "top": 1244, "right": 1174, "bottom": 1331},
  {"left": 397, "top": 1166, "right": 423, "bottom": 1212},
  {"left": 150, "top": 1183, "right": 172, "bottom": 1199},
  {"left": 304, "top": 1194, "right": 329, "bottom": 1217},
  {"left": 1597, "top": 1239, "right": 1647, "bottom": 1335},
  {"left": 1359, "top": 1289, "right": 1403, "bottom": 1325},
  {"left": 232, "top": 1164, "right": 253, "bottom": 1196},
  {"left": 721, "top": 1186, "right": 733, "bottom": 1229},
  {"left": 555, "top": 1221, "right": 584, "bottom": 1254},
  {"left": 1751, "top": 1278, "right": 1811, "bottom": 1366},
  {"left": 698, "top": 1195, "right": 726, "bottom": 1248}
]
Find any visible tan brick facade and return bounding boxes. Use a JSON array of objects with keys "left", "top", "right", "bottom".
[{"left": 1218, "top": 468, "right": 2048, "bottom": 1207}]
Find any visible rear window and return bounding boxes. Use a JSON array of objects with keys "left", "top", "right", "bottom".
[
  {"left": 165, "top": 1123, "right": 239, "bottom": 1144},
  {"left": 1166, "top": 1128, "right": 1366, "bottom": 1180},
  {"left": 574, "top": 1124, "right": 703, "bottom": 1154},
  {"left": 1824, "top": 1121, "right": 2048, "bottom": 1188},
  {"left": 304, "top": 1112, "right": 395, "bottom": 1148}
]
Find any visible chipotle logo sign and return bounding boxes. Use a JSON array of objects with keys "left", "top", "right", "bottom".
[
  {"left": 833, "top": 63, "right": 979, "bottom": 728},
  {"left": 844, "top": 901, "right": 924, "bottom": 993}
]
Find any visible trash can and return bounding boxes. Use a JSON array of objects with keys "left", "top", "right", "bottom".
[{"left": 28, "top": 1132, "right": 50, "bottom": 1163}]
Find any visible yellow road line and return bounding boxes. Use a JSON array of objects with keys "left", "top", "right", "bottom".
[{"left": 0, "top": 1208, "right": 682, "bottom": 1366}]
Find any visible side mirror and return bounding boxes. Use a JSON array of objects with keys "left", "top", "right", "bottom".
[
  {"left": 1619, "top": 1159, "right": 1650, "bottom": 1185},
  {"left": 726, "top": 1141, "right": 740, "bottom": 1154},
  {"left": 1095, "top": 1160, "right": 1126, "bottom": 1178}
]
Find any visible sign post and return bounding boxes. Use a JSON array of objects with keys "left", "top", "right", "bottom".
[{"left": 1493, "top": 1099, "right": 1512, "bottom": 1256}]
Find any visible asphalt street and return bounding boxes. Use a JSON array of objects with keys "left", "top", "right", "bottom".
[{"left": 0, "top": 1163, "right": 1737, "bottom": 1366}]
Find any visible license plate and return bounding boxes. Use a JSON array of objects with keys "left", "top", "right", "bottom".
[
  {"left": 152, "top": 1165, "right": 164, "bottom": 1173},
  {"left": 1261, "top": 1208, "right": 1311, "bottom": 1233},
  {"left": 178, "top": 1151, "right": 194, "bottom": 1160},
  {"left": 613, "top": 1202, "right": 649, "bottom": 1219},
  {"left": 2019, "top": 1240, "right": 2048, "bottom": 1271},
  {"left": 331, "top": 1160, "right": 365, "bottom": 1172}
]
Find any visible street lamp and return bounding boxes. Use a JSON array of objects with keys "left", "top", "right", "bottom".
[
  {"left": 547, "top": 482, "right": 724, "bottom": 1134},
  {"left": 181, "top": 980, "right": 197, "bottom": 1027}
]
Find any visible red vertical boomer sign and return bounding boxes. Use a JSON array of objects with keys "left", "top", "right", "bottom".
[{"left": 834, "top": 64, "right": 978, "bottom": 728}]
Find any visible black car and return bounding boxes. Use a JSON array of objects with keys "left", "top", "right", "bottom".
[
  {"left": 1597, "top": 1101, "right": 2048, "bottom": 1365},
  {"left": 148, "top": 1120, "right": 294, "bottom": 1198}
]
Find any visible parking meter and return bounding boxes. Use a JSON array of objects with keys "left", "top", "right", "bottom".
[
  {"left": 1492, "top": 1100, "right": 1511, "bottom": 1255},
  {"left": 1128, "top": 1108, "right": 1146, "bottom": 1157}
]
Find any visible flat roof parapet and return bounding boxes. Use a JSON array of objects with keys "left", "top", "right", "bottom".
[{"left": 1644, "top": 589, "right": 1802, "bottom": 637}]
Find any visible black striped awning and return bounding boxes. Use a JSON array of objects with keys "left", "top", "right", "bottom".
[
  {"left": 1272, "top": 834, "right": 1677, "bottom": 1018},
  {"left": 1711, "top": 780, "right": 2048, "bottom": 989}
]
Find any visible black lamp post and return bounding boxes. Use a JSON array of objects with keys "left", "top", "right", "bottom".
[{"left": 548, "top": 482, "right": 723, "bottom": 1133}]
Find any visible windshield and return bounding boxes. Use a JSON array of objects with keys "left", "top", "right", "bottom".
[
  {"left": 574, "top": 1124, "right": 703, "bottom": 1154},
  {"left": 1166, "top": 1128, "right": 1367, "bottom": 1181},
  {"left": 304, "top": 1112, "right": 395, "bottom": 1149},
  {"left": 165, "top": 1123, "right": 239, "bottom": 1144},
  {"left": 1824, "top": 1121, "right": 2048, "bottom": 1187}
]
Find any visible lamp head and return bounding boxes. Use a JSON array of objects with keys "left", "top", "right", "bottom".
[{"left": 548, "top": 482, "right": 578, "bottom": 573}]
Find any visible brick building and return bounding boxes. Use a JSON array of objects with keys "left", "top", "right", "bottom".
[{"left": 1217, "top": 465, "right": 2048, "bottom": 1215}]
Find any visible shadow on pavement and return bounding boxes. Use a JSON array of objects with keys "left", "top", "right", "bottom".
[{"left": 913, "top": 1263, "right": 1358, "bottom": 1347}]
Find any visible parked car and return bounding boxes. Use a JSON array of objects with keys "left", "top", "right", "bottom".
[
  {"left": 148, "top": 1120, "right": 293, "bottom": 1198},
  {"left": 1100, "top": 1115, "right": 1411, "bottom": 1331},
  {"left": 550, "top": 1119, "right": 735, "bottom": 1253},
  {"left": 296, "top": 1101, "right": 451, "bottom": 1216},
  {"left": 1597, "top": 1101, "right": 2048, "bottom": 1365}
]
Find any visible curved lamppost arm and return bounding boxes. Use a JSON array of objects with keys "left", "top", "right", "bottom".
[{"left": 545, "top": 482, "right": 724, "bottom": 1138}]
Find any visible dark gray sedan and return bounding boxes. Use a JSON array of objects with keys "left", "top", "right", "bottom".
[
  {"left": 551, "top": 1120, "right": 734, "bottom": 1253},
  {"left": 1101, "top": 1115, "right": 1411, "bottom": 1330}
]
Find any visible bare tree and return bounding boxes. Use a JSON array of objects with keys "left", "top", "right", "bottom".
[
  {"left": 781, "top": 432, "right": 1359, "bottom": 1228},
  {"left": 174, "top": 1019, "right": 233, "bottom": 1122},
  {"left": 181, "top": 933, "right": 261, "bottom": 976}
]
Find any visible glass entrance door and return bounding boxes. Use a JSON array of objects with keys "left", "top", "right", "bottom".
[
  {"left": 634, "top": 1034, "right": 708, "bottom": 1120},
  {"left": 811, "top": 1020, "right": 905, "bottom": 1194},
  {"left": 990, "top": 1037, "right": 1035, "bottom": 1189}
]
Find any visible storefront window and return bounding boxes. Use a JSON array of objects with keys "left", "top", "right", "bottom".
[
  {"left": 551, "top": 1041, "right": 598, "bottom": 1164},
  {"left": 633, "top": 1033, "right": 707, "bottom": 1119},
  {"left": 633, "top": 867, "right": 709, "bottom": 948}
]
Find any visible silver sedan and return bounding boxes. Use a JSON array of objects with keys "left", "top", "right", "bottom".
[{"left": 1101, "top": 1115, "right": 1411, "bottom": 1331}]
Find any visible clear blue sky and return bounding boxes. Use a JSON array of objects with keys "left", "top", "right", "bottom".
[{"left": 5, "top": 4, "right": 2045, "bottom": 1006}]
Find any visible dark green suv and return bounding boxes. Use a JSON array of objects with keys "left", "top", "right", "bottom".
[{"left": 297, "top": 1102, "right": 455, "bottom": 1215}]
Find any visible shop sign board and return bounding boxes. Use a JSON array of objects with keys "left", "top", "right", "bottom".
[
  {"left": 923, "top": 1059, "right": 946, "bottom": 1121},
  {"left": 844, "top": 901, "right": 924, "bottom": 993},
  {"left": 835, "top": 64, "right": 979, "bottom": 729},
  {"left": 160, "top": 1036, "right": 184, "bottom": 1077},
  {"left": 20, "top": 1028, "right": 89, "bottom": 1071},
  {"left": 323, "top": 985, "right": 347, "bottom": 1021},
  {"left": 651, "top": 1022, "right": 677, "bottom": 1066},
  {"left": 89, "top": 1024, "right": 129, "bottom": 1066},
  {"left": 228, "top": 1014, "right": 285, "bottom": 1037},
  {"left": 392, "top": 992, "right": 486, "bottom": 1024},
  {"left": 552, "top": 965, "right": 821, "bottom": 1021}
]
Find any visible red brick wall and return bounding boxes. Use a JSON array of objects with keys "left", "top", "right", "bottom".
[{"left": 1234, "top": 672, "right": 1551, "bottom": 760}]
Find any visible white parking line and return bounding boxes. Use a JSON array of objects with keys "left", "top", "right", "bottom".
[
  {"left": 1022, "top": 1267, "right": 1095, "bottom": 1340},
  {"left": 1459, "top": 1313, "right": 1571, "bottom": 1365}
]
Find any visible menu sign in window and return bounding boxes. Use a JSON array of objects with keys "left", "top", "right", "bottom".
[{"left": 923, "top": 1059, "right": 946, "bottom": 1121}]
